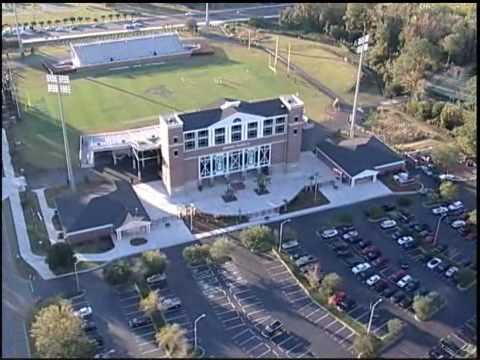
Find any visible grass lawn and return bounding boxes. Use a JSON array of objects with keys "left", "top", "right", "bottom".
[
  {"left": 19, "top": 191, "right": 51, "bottom": 256},
  {"left": 13, "top": 39, "right": 330, "bottom": 173},
  {"left": 280, "top": 188, "right": 329, "bottom": 214},
  {"left": 2, "top": 3, "right": 120, "bottom": 27},
  {"left": 256, "top": 32, "right": 384, "bottom": 105}
]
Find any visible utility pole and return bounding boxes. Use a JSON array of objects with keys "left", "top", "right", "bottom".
[
  {"left": 287, "top": 42, "right": 291, "bottom": 75},
  {"left": 350, "top": 34, "right": 369, "bottom": 139},
  {"left": 13, "top": 3, "right": 24, "bottom": 56},
  {"left": 274, "top": 36, "right": 279, "bottom": 71},
  {"left": 278, "top": 219, "right": 292, "bottom": 252},
  {"left": 205, "top": 3, "right": 209, "bottom": 27},
  {"left": 248, "top": 30, "right": 251, "bottom": 50},
  {"left": 433, "top": 213, "right": 446, "bottom": 246},
  {"left": 367, "top": 298, "right": 382, "bottom": 335}
]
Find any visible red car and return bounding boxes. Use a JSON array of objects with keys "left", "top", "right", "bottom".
[
  {"left": 389, "top": 270, "right": 407, "bottom": 282},
  {"left": 361, "top": 245, "right": 379, "bottom": 255},
  {"left": 372, "top": 256, "right": 389, "bottom": 268}
]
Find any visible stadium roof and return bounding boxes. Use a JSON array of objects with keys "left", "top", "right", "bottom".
[{"left": 179, "top": 98, "right": 289, "bottom": 131}]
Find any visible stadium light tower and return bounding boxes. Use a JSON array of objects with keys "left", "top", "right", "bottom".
[
  {"left": 46, "top": 74, "right": 76, "bottom": 192},
  {"left": 349, "top": 34, "right": 369, "bottom": 139},
  {"left": 205, "top": 3, "right": 209, "bottom": 27},
  {"left": 13, "top": 3, "right": 24, "bottom": 55}
]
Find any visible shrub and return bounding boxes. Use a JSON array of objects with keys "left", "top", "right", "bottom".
[
  {"left": 142, "top": 250, "right": 168, "bottom": 276},
  {"left": 416, "top": 100, "right": 433, "bottom": 121},
  {"left": 468, "top": 209, "right": 476, "bottom": 225},
  {"left": 439, "top": 181, "right": 459, "bottom": 201},
  {"left": 335, "top": 213, "right": 353, "bottom": 225},
  {"left": 140, "top": 290, "right": 159, "bottom": 315},
  {"left": 46, "top": 243, "right": 74, "bottom": 271},
  {"left": 103, "top": 260, "right": 132, "bottom": 285},
  {"left": 413, "top": 294, "right": 435, "bottom": 321},
  {"left": 387, "top": 318, "right": 406, "bottom": 336},
  {"left": 367, "top": 206, "right": 385, "bottom": 219},
  {"left": 353, "top": 334, "right": 379, "bottom": 358},
  {"left": 431, "top": 101, "right": 445, "bottom": 118},
  {"left": 182, "top": 244, "right": 211, "bottom": 265},
  {"left": 405, "top": 100, "right": 419, "bottom": 117},
  {"left": 209, "top": 237, "right": 233, "bottom": 262},
  {"left": 397, "top": 197, "right": 413, "bottom": 207},
  {"left": 240, "top": 225, "right": 274, "bottom": 251},
  {"left": 320, "top": 273, "right": 342, "bottom": 296}
]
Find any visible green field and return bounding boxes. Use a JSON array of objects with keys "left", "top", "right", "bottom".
[{"left": 13, "top": 39, "right": 330, "bottom": 173}]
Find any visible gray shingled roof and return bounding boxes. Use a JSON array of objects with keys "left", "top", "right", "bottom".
[
  {"left": 179, "top": 98, "right": 288, "bottom": 131},
  {"left": 56, "top": 180, "right": 150, "bottom": 234},
  {"left": 316, "top": 136, "right": 404, "bottom": 177}
]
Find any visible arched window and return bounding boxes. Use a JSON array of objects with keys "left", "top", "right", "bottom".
[{"left": 233, "top": 118, "right": 242, "bottom": 123}]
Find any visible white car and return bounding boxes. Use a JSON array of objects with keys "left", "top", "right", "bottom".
[
  {"left": 432, "top": 206, "right": 448, "bottom": 215},
  {"left": 380, "top": 219, "right": 397, "bottom": 229},
  {"left": 451, "top": 220, "right": 466, "bottom": 229},
  {"left": 396, "top": 275, "right": 413, "bottom": 288},
  {"left": 397, "top": 236, "right": 414, "bottom": 246},
  {"left": 420, "top": 165, "right": 433, "bottom": 176},
  {"left": 281, "top": 240, "right": 299, "bottom": 250},
  {"left": 427, "top": 257, "right": 442, "bottom": 270},
  {"left": 159, "top": 297, "right": 182, "bottom": 311},
  {"left": 445, "top": 266, "right": 459, "bottom": 278},
  {"left": 393, "top": 172, "right": 412, "bottom": 184},
  {"left": 352, "top": 262, "right": 371, "bottom": 275},
  {"left": 74, "top": 306, "right": 93, "bottom": 319},
  {"left": 321, "top": 229, "right": 338, "bottom": 239},
  {"left": 366, "top": 274, "right": 381, "bottom": 286},
  {"left": 448, "top": 201, "right": 464, "bottom": 211},
  {"left": 342, "top": 231, "right": 359, "bottom": 240},
  {"left": 295, "top": 255, "right": 317, "bottom": 267},
  {"left": 146, "top": 273, "right": 167, "bottom": 284},
  {"left": 438, "top": 174, "right": 456, "bottom": 182},
  {"left": 185, "top": 11, "right": 194, "bottom": 16}
]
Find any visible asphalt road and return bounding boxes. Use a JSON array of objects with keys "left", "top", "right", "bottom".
[{"left": 2, "top": 199, "right": 33, "bottom": 359}]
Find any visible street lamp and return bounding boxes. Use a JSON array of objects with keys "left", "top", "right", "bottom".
[
  {"left": 367, "top": 298, "right": 383, "bottom": 335},
  {"left": 194, "top": 313, "right": 206, "bottom": 354},
  {"left": 349, "top": 34, "right": 369, "bottom": 139},
  {"left": 189, "top": 203, "right": 195, "bottom": 231},
  {"left": 278, "top": 219, "right": 292, "bottom": 252},
  {"left": 433, "top": 213, "right": 447, "bottom": 246},
  {"left": 46, "top": 74, "right": 76, "bottom": 191},
  {"left": 73, "top": 256, "right": 80, "bottom": 294}
]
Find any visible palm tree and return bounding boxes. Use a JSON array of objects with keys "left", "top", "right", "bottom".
[
  {"left": 155, "top": 324, "right": 190, "bottom": 358},
  {"left": 77, "top": 16, "right": 83, "bottom": 23},
  {"left": 85, "top": 16, "right": 91, "bottom": 24},
  {"left": 47, "top": 20, "right": 52, "bottom": 27},
  {"left": 55, "top": 19, "right": 61, "bottom": 26},
  {"left": 30, "top": 21, "right": 37, "bottom": 29},
  {"left": 101, "top": 15, "right": 106, "bottom": 23},
  {"left": 63, "top": 18, "right": 68, "bottom": 25},
  {"left": 39, "top": 20, "right": 44, "bottom": 28},
  {"left": 115, "top": 13, "right": 121, "bottom": 21},
  {"left": 93, "top": 18, "right": 98, "bottom": 25},
  {"left": 139, "top": 290, "right": 159, "bottom": 316},
  {"left": 122, "top": 13, "right": 128, "bottom": 21},
  {"left": 69, "top": 16, "right": 76, "bottom": 25},
  {"left": 108, "top": 14, "right": 114, "bottom": 22}
]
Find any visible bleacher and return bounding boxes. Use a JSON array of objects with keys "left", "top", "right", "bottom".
[{"left": 70, "top": 33, "right": 190, "bottom": 68}]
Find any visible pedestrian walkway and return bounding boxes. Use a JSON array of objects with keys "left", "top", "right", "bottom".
[{"left": 33, "top": 188, "right": 60, "bottom": 245}]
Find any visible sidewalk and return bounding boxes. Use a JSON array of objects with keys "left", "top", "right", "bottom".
[{"left": 34, "top": 188, "right": 60, "bottom": 245}]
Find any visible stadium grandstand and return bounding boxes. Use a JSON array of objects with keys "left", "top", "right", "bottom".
[{"left": 70, "top": 32, "right": 193, "bottom": 69}]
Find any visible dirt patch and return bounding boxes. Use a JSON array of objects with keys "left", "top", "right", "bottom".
[{"left": 145, "top": 85, "right": 174, "bottom": 98}]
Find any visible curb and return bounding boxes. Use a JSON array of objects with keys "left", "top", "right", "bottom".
[{"left": 272, "top": 249, "right": 360, "bottom": 337}]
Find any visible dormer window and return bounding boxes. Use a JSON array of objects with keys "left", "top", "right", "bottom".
[{"left": 233, "top": 118, "right": 242, "bottom": 123}]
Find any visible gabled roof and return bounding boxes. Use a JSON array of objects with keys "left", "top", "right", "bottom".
[
  {"left": 316, "top": 136, "right": 404, "bottom": 177},
  {"left": 56, "top": 180, "right": 150, "bottom": 234},
  {"left": 179, "top": 97, "right": 288, "bottom": 132}
]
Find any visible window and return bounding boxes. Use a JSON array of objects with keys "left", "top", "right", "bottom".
[
  {"left": 259, "top": 145, "right": 271, "bottom": 166},
  {"left": 197, "top": 129, "right": 209, "bottom": 148},
  {"left": 173, "top": 150, "right": 179, "bottom": 157},
  {"left": 294, "top": 117, "right": 299, "bottom": 122},
  {"left": 293, "top": 129, "right": 298, "bottom": 135},
  {"left": 244, "top": 148, "right": 259, "bottom": 169},
  {"left": 214, "top": 128, "right": 225, "bottom": 145},
  {"left": 184, "top": 132, "right": 195, "bottom": 140},
  {"left": 263, "top": 118, "right": 273, "bottom": 136},
  {"left": 184, "top": 140, "right": 195, "bottom": 151},
  {"left": 231, "top": 124, "right": 242, "bottom": 142},
  {"left": 247, "top": 122, "right": 257, "bottom": 139},
  {"left": 173, "top": 136, "right": 178, "bottom": 143},
  {"left": 228, "top": 150, "right": 243, "bottom": 172},
  {"left": 275, "top": 124, "right": 285, "bottom": 134},
  {"left": 199, "top": 156, "right": 211, "bottom": 178},
  {"left": 275, "top": 117, "right": 286, "bottom": 124},
  {"left": 233, "top": 118, "right": 242, "bottom": 123}
]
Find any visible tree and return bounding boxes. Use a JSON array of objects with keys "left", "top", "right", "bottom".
[
  {"left": 305, "top": 264, "right": 322, "bottom": 290},
  {"left": 454, "top": 110, "right": 476, "bottom": 157},
  {"left": 431, "top": 144, "right": 460, "bottom": 173},
  {"left": 387, "top": 318, "right": 406, "bottom": 336},
  {"left": 185, "top": 18, "right": 197, "bottom": 33},
  {"left": 439, "top": 104, "right": 464, "bottom": 130},
  {"left": 108, "top": 14, "right": 114, "bottom": 22},
  {"left": 344, "top": 3, "right": 370, "bottom": 35},
  {"left": 116, "top": 13, "right": 121, "bottom": 21},
  {"left": 256, "top": 173, "right": 270, "bottom": 193},
  {"left": 101, "top": 15, "right": 106, "bottom": 23},
  {"left": 468, "top": 209, "right": 476, "bottom": 225},
  {"left": 413, "top": 294, "right": 435, "bottom": 321},
  {"left": 93, "top": 18, "right": 98, "bottom": 24},
  {"left": 69, "top": 16, "right": 76, "bottom": 24},
  {"left": 155, "top": 323, "right": 190, "bottom": 357},
  {"left": 55, "top": 19, "right": 61, "bottom": 26},
  {"left": 140, "top": 290, "right": 159, "bottom": 316},
  {"left": 182, "top": 244, "right": 210, "bottom": 265},
  {"left": 439, "top": 181, "right": 459, "bottom": 201},
  {"left": 31, "top": 301, "right": 96, "bottom": 358},
  {"left": 30, "top": 21, "right": 37, "bottom": 29},
  {"left": 77, "top": 16, "right": 83, "bottom": 23},
  {"left": 353, "top": 334, "right": 378, "bottom": 358},
  {"left": 240, "top": 225, "right": 274, "bottom": 252},
  {"left": 142, "top": 250, "right": 168, "bottom": 275},
  {"left": 103, "top": 260, "right": 132, "bottom": 285},
  {"left": 122, "top": 13, "right": 128, "bottom": 21},
  {"left": 63, "top": 18, "right": 68, "bottom": 25},
  {"left": 46, "top": 243, "right": 74, "bottom": 271},
  {"left": 431, "top": 101, "right": 445, "bottom": 118},
  {"left": 209, "top": 237, "right": 233, "bottom": 262},
  {"left": 85, "top": 17, "right": 91, "bottom": 23},
  {"left": 46, "top": 20, "right": 52, "bottom": 27},
  {"left": 38, "top": 21, "right": 45, "bottom": 29},
  {"left": 321, "top": 272, "right": 342, "bottom": 295}
]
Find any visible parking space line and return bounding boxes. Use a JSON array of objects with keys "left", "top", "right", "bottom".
[
  {"left": 373, "top": 322, "right": 388, "bottom": 334},
  {"left": 277, "top": 335, "right": 294, "bottom": 346},
  {"left": 252, "top": 316, "right": 270, "bottom": 325},
  {"left": 238, "top": 334, "right": 257, "bottom": 346},
  {"left": 324, "top": 319, "right": 338, "bottom": 329},
  {"left": 232, "top": 328, "right": 252, "bottom": 340},
  {"left": 271, "top": 271, "right": 290, "bottom": 277},
  {"left": 225, "top": 323, "right": 246, "bottom": 331},
  {"left": 334, "top": 325, "right": 345, "bottom": 334},
  {"left": 235, "top": 294, "right": 257, "bottom": 302},
  {"left": 241, "top": 301, "right": 263, "bottom": 309},
  {"left": 315, "top": 313, "right": 329, "bottom": 323},
  {"left": 125, "top": 309, "right": 144, "bottom": 316},
  {"left": 305, "top": 308, "right": 321, "bottom": 319},
  {"left": 286, "top": 342, "right": 303, "bottom": 355},
  {"left": 354, "top": 311, "right": 370, "bottom": 321},
  {"left": 119, "top": 294, "right": 140, "bottom": 302},
  {"left": 290, "top": 295, "right": 309, "bottom": 303},
  {"left": 135, "top": 329, "right": 156, "bottom": 340},
  {"left": 338, "top": 331, "right": 355, "bottom": 345},
  {"left": 246, "top": 309, "right": 264, "bottom": 317},
  {"left": 246, "top": 341, "right": 267, "bottom": 355},
  {"left": 165, "top": 314, "right": 189, "bottom": 322},
  {"left": 222, "top": 316, "right": 241, "bottom": 323},
  {"left": 256, "top": 347, "right": 273, "bottom": 358}
]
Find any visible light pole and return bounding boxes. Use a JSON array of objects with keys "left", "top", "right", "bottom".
[
  {"left": 433, "top": 213, "right": 447, "bottom": 246},
  {"left": 194, "top": 313, "right": 206, "bottom": 354},
  {"left": 349, "top": 34, "right": 369, "bottom": 139},
  {"left": 205, "top": 3, "right": 209, "bottom": 27},
  {"left": 46, "top": 74, "right": 76, "bottom": 192},
  {"left": 278, "top": 219, "right": 292, "bottom": 252},
  {"left": 189, "top": 203, "right": 195, "bottom": 231},
  {"left": 73, "top": 256, "right": 80, "bottom": 294},
  {"left": 367, "top": 298, "right": 383, "bottom": 335}
]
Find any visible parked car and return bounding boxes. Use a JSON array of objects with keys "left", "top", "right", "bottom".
[
  {"left": 396, "top": 275, "right": 413, "bottom": 288},
  {"left": 281, "top": 240, "right": 299, "bottom": 250},
  {"left": 451, "top": 220, "right": 466, "bottom": 229},
  {"left": 159, "top": 297, "right": 182, "bottom": 311},
  {"left": 345, "top": 236, "right": 362, "bottom": 244},
  {"left": 381, "top": 204, "right": 396, "bottom": 212},
  {"left": 332, "top": 241, "right": 349, "bottom": 251},
  {"left": 381, "top": 286, "right": 396, "bottom": 298},
  {"left": 342, "top": 230, "right": 359, "bottom": 240},
  {"left": 358, "top": 268, "right": 376, "bottom": 281},
  {"left": 128, "top": 316, "right": 151, "bottom": 328},
  {"left": 295, "top": 255, "right": 317, "bottom": 267},
  {"left": 351, "top": 262, "right": 371, "bottom": 274},
  {"left": 398, "top": 296, "right": 413, "bottom": 309},
  {"left": 365, "top": 251, "right": 381, "bottom": 261},
  {"left": 286, "top": 248, "right": 308, "bottom": 260},
  {"left": 74, "top": 306, "right": 93, "bottom": 319},
  {"left": 321, "top": 229, "right": 338, "bottom": 239},
  {"left": 88, "top": 334, "right": 104, "bottom": 348},
  {"left": 357, "top": 240, "right": 372, "bottom": 249},
  {"left": 374, "top": 279, "right": 388, "bottom": 293},
  {"left": 391, "top": 291, "right": 405, "bottom": 304},
  {"left": 345, "top": 257, "right": 364, "bottom": 267},
  {"left": 391, "top": 230, "right": 405, "bottom": 240},
  {"left": 389, "top": 270, "right": 407, "bottom": 282},
  {"left": 404, "top": 279, "right": 420, "bottom": 293},
  {"left": 335, "top": 249, "right": 352, "bottom": 257},
  {"left": 444, "top": 266, "right": 459, "bottom": 278},
  {"left": 435, "top": 262, "right": 450, "bottom": 273},
  {"left": 337, "top": 225, "right": 355, "bottom": 233},
  {"left": 372, "top": 256, "right": 389, "bottom": 269},
  {"left": 427, "top": 257, "right": 442, "bottom": 270},
  {"left": 261, "top": 320, "right": 284, "bottom": 338},
  {"left": 438, "top": 174, "right": 457, "bottom": 182},
  {"left": 380, "top": 219, "right": 397, "bottom": 229},
  {"left": 366, "top": 274, "right": 381, "bottom": 286},
  {"left": 146, "top": 273, "right": 167, "bottom": 284},
  {"left": 361, "top": 245, "right": 379, "bottom": 254},
  {"left": 432, "top": 206, "right": 448, "bottom": 215},
  {"left": 435, "top": 244, "right": 448, "bottom": 253},
  {"left": 428, "top": 346, "right": 448, "bottom": 359},
  {"left": 81, "top": 320, "right": 97, "bottom": 332},
  {"left": 397, "top": 236, "right": 414, "bottom": 246},
  {"left": 399, "top": 260, "right": 409, "bottom": 270},
  {"left": 403, "top": 240, "right": 418, "bottom": 250}
]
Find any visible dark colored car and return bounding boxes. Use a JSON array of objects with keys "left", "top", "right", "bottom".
[
  {"left": 382, "top": 204, "right": 396, "bottom": 212},
  {"left": 414, "top": 287, "right": 430, "bottom": 297},
  {"left": 435, "top": 244, "right": 448, "bottom": 253},
  {"left": 382, "top": 286, "right": 396, "bottom": 299},
  {"left": 419, "top": 254, "right": 433, "bottom": 264},
  {"left": 345, "top": 257, "right": 364, "bottom": 267},
  {"left": 374, "top": 279, "right": 388, "bottom": 293},
  {"left": 81, "top": 320, "right": 97, "bottom": 332},
  {"left": 366, "top": 251, "right": 381, "bottom": 261},
  {"left": 337, "top": 298, "right": 356, "bottom": 312},
  {"left": 390, "top": 270, "right": 407, "bottom": 282},
  {"left": 391, "top": 291, "right": 405, "bottom": 304},
  {"left": 335, "top": 249, "right": 352, "bottom": 257},
  {"left": 337, "top": 225, "right": 355, "bottom": 233},
  {"left": 399, "top": 296, "right": 412, "bottom": 308},
  {"left": 404, "top": 280, "right": 420, "bottom": 293},
  {"left": 261, "top": 320, "right": 284, "bottom": 338},
  {"left": 357, "top": 240, "right": 372, "bottom": 249},
  {"left": 399, "top": 260, "right": 409, "bottom": 270},
  {"left": 372, "top": 256, "right": 389, "bottom": 269},
  {"left": 428, "top": 346, "right": 448, "bottom": 359},
  {"left": 346, "top": 236, "right": 362, "bottom": 244},
  {"left": 358, "top": 268, "right": 376, "bottom": 281},
  {"left": 419, "top": 230, "right": 431, "bottom": 237},
  {"left": 391, "top": 231, "right": 404, "bottom": 240},
  {"left": 361, "top": 245, "right": 379, "bottom": 254},
  {"left": 128, "top": 317, "right": 151, "bottom": 328},
  {"left": 403, "top": 241, "right": 418, "bottom": 250},
  {"left": 88, "top": 334, "right": 104, "bottom": 348},
  {"left": 332, "top": 242, "right": 349, "bottom": 251},
  {"left": 286, "top": 248, "right": 308, "bottom": 260}
]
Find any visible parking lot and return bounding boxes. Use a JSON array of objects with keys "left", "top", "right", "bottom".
[{"left": 282, "top": 194, "right": 477, "bottom": 357}]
